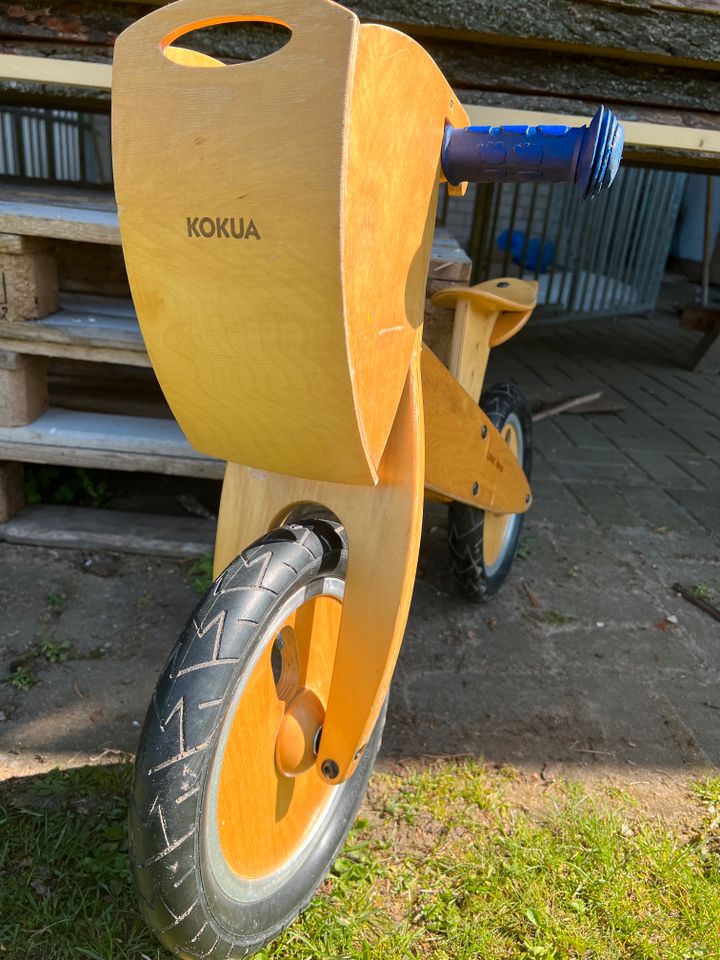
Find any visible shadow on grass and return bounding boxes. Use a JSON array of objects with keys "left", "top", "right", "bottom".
[
  {"left": 0, "top": 762, "right": 165, "bottom": 960},
  {"left": 2, "top": 760, "right": 720, "bottom": 960}
]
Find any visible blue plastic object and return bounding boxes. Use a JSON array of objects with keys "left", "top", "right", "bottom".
[
  {"left": 442, "top": 106, "right": 624, "bottom": 201},
  {"left": 497, "top": 230, "right": 554, "bottom": 273}
]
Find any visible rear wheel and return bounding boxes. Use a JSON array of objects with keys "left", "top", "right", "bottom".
[
  {"left": 447, "top": 382, "right": 532, "bottom": 602},
  {"left": 130, "top": 519, "right": 385, "bottom": 959}
]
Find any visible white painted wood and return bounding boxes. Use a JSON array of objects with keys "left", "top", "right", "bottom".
[
  {"left": 0, "top": 504, "right": 215, "bottom": 557},
  {"left": 0, "top": 294, "right": 148, "bottom": 365},
  {"left": 0, "top": 198, "right": 120, "bottom": 244},
  {"left": 0, "top": 408, "right": 224, "bottom": 478}
]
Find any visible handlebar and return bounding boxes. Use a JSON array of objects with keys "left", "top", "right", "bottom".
[{"left": 441, "top": 105, "right": 624, "bottom": 201}]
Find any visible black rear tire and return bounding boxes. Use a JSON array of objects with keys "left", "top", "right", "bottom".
[
  {"left": 447, "top": 382, "right": 532, "bottom": 603},
  {"left": 129, "top": 519, "right": 385, "bottom": 959}
]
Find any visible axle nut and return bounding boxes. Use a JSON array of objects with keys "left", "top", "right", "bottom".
[{"left": 321, "top": 759, "right": 340, "bottom": 781}]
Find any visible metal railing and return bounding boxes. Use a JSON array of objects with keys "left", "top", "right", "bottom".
[
  {"left": 0, "top": 104, "right": 112, "bottom": 187},
  {"left": 444, "top": 166, "right": 686, "bottom": 320}
]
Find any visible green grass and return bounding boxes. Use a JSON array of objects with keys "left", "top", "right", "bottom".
[
  {"left": 24, "top": 466, "right": 111, "bottom": 509},
  {"left": 45, "top": 591, "right": 66, "bottom": 613},
  {"left": 1, "top": 762, "right": 719, "bottom": 959},
  {"left": 9, "top": 665, "right": 37, "bottom": 690},
  {"left": 188, "top": 552, "right": 214, "bottom": 594},
  {"left": 545, "top": 609, "right": 573, "bottom": 626},
  {"left": 40, "top": 638, "right": 70, "bottom": 663}
]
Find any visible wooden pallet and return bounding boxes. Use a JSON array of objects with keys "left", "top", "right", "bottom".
[{"left": 0, "top": 182, "right": 470, "bottom": 555}]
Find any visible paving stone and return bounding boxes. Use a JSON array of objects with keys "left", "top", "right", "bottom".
[
  {"left": 552, "top": 415, "right": 618, "bottom": 449},
  {"left": 624, "top": 450, "right": 705, "bottom": 489},
  {"left": 526, "top": 580, "right": 664, "bottom": 630},
  {"left": 529, "top": 480, "right": 593, "bottom": 526},
  {"left": 550, "top": 446, "right": 634, "bottom": 466},
  {"left": 661, "top": 419, "right": 720, "bottom": 455},
  {"left": 548, "top": 624, "right": 708, "bottom": 678},
  {"left": 666, "top": 487, "right": 720, "bottom": 533},
  {"left": 567, "top": 483, "right": 642, "bottom": 529},
  {"left": 399, "top": 669, "right": 578, "bottom": 762},
  {"left": 620, "top": 484, "right": 706, "bottom": 534},
  {"left": 673, "top": 454, "right": 720, "bottom": 488},
  {"left": 556, "top": 668, "right": 706, "bottom": 767},
  {"left": 651, "top": 676, "right": 720, "bottom": 767},
  {"left": 595, "top": 419, "right": 700, "bottom": 455},
  {"left": 531, "top": 418, "right": 576, "bottom": 452},
  {"left": 546, "top": 458, "right": 647, "bottom": 484}
]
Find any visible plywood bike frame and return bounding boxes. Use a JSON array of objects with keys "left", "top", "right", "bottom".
[{"left": 112, "top": 0, "right": 533, "bottom": 782}]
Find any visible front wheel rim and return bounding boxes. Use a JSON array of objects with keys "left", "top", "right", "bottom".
[{"left": 203, "top": 576, "right": 347, "bottom": 901}]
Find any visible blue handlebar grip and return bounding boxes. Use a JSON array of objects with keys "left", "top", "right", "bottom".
[{"left": 442, "top": 105, "right": 624, "bottom": 201}]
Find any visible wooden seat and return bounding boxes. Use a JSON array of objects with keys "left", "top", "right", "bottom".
[
  {"left": 432, "top": 277, "right": 538, "bottom": 402},
  {"left": 432, "top": 277, "right": 538, "bottom": 347}
]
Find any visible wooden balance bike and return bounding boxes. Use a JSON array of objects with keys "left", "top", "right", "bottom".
[{"left": 111, "top": 2, "right": 623, "bottom": 955}]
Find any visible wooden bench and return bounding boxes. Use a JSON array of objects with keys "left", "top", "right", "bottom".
[{"left": 0, "top": 182, "right": 470, "bottom": 555}]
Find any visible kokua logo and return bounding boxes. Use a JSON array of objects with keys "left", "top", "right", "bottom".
[{"left": 187, "top": 217, "right": 261, "bottom": 240}]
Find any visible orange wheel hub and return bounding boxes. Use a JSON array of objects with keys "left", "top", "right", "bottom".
[{"left": 216, "top": 592, "right": 342, "bottom": 879}]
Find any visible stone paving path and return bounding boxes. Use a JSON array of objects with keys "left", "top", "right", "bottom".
[
  {"left": 0, "top": 310, "right": 718, "bottom": 780},
  {"left": 389, "top": 310, "right": 720, "bottom": 774}
]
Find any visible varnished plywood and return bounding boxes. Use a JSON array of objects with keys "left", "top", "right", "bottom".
[
  {"left": 421, "top": 346, "right": 530, "bottom": 514},
  {"left": 214, "top": 360, "right": 424, "bottom": 782},
  {"left": 343, "top": 24, "right": 468, "bottom": 466},
  {"left": 112, "top": 1, "right": 468, "bottom": 486},
  {"left": 433, "top": 278, "right": 537, "bottom": 400},
  {"left": 113, "top": 0, "right": 370, "bottom": 484}
]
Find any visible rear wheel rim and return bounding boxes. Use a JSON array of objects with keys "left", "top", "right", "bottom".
[
  {"left": 204, "top": 576, "right": 346, "bottom": 900},
  {"left": 482, "top": 415, "right": 523, "bottom": 576}
]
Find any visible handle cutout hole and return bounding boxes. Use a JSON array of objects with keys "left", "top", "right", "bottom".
[{"left": 164, "top": 19, "right": 292, "bottom": 68}]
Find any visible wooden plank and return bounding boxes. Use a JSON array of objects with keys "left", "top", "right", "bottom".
[
  {"left": 5, "top": 1, "right": 716, "bottom": 68},
  {"left": 0, "top": 353, "right": 48, "bottom": 427},
  {"left": 429, "top": 227, "right": 471, "bottom": 282},
  {"left": 2, "top": 51, "right": 720, "bottom": 163},
  {"left": 0, "top": 52, "right": 112, "bottom": 88},
  {"left": 425, "top": 38, "right": 720, "bottom": 115},
  {"left": 464, "top": 104, "right": 720, "bottom": 159},
  {"left": 0, "top": 54, "right": 720, "bottom": 166},
  {"left": 0, "top": 197, "right": 119, "bottom": 245},
  {"left": 0, "top": 503, "right": 215, "bottom": 557},
  {"left": 0, "top": 461, "right": 23, "bottom": 523},
  {"left": 0, "top": 182, "right": 467, "bottom": 273},
  {"left": 0, "top": 295, "right": 149, "bottom": 365},
  {"left": 0, "top": 330, "right": 149, "bottom": 366},
  {"left": 422, "top": 347, "right": 531, "bottom": 513},
  {"left": 347, "top": 0, "right": 720, "bottom": 69},
  {"left": 0, "top": 235, "right": 58, "bottom": 321},
  {"left": 215, "top": 361, "right": 424, "bottom": 783},
  {"left": 0, "top": 407, "right": 224, "bottom": 478}
]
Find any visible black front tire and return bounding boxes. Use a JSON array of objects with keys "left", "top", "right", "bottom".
[
  {"left": 129, "top": 519, "right": 385, "bottom": 959},
  {"left": 447, "top": 382, "right": 532, "bottom": 603}
]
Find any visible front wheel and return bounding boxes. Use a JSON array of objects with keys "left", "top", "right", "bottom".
[
  {"left": 447, "top": 382, "right": 533, "bottom": 602},
  {"left": 129, "top": 519, "right": 385, "bottom": 959}
]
